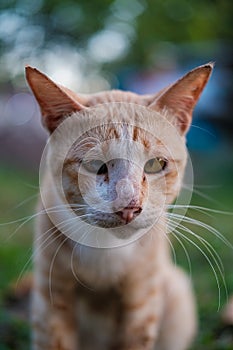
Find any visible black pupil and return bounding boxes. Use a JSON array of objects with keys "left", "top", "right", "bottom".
[
  {"left": 160, "top": 159, "right": 166, "bottom": 170},
  {"left": 97, "top": 163, "right": 108, "bottom": 175}
]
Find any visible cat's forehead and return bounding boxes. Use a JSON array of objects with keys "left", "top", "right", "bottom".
[
  {"left": 84, "top": 90, "right": 153, "bottom": 106},
  {"left": 84, "top": 123, "right": 151, "bottom": 143},
  {"left": 76, "top": 103, "right": 184, "bottom": 154},
  {"left": 49, "top": 102, "right": 186, "bottom": 165},
  {"left": 66, "top": 122, "right": 184, "bottom": 165},
  {"left": 75, "top": 125, "right": 155, "bottom": 158}
]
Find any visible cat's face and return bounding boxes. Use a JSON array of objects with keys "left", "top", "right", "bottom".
[
  {"left": 60, "top": 106, "right": 186, "bottom": 233},
  {"left": 26, "top": 64, "right": 213, "bottom": 244}
]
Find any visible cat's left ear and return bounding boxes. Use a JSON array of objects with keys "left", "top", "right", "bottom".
[
  {"left": 25, "top": 66, "right": 86, "bottom": 133},
  {"left": 149, "top": 63, "right": 214, "bottom": 135}
]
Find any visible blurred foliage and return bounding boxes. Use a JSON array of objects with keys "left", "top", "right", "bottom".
[{"left": 0, "top": 0, "right": 232, "bottom": 85}]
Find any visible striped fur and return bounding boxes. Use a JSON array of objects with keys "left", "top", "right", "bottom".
[{"left": 26, "top": 63, "right": 213, "bottom": 350}]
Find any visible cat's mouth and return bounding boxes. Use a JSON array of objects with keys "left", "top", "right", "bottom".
[{"left": 75, "top": 206, "right": 143, "bottom": 228}]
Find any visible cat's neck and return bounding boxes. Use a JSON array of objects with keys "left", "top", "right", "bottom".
[{"left": 69, "top": 227, "right": 171, "bottom": 287}]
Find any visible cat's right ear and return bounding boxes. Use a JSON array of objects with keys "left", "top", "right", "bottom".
[
  {"left": 148, "top": 63, "right": 214, "bottom": 135},
  {"left": 25, "top": 66, "right": 86, "bottom": 133}
]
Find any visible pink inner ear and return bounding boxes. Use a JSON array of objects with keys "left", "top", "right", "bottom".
[
  {"left": 25, "top": 66, "right": 85, "bottom": 133},
  {"left": 148, "top": 64, "right": 213, "bottom": 135}
]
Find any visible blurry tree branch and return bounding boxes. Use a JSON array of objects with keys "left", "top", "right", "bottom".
[{"left": 0, "top": 0, "right": 232, "bottom": 87}]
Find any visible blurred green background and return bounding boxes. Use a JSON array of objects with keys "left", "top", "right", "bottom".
[{"left": 0, "top": 0, "right": 233, "bottom": 349}]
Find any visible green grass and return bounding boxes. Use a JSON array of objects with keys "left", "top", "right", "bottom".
[
  {"left": 0, "top": 167, "right": 37, "bottom": 350},
  {"left": 0, "top": 157, "right": 233, "bottom": 349},
  {"left": 0, "top": 167, "right": 37, "bottom": 295}
]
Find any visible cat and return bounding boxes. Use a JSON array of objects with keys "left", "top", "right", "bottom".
[{"left": 25, "top": 62, "right": 213, "bottom": 350}]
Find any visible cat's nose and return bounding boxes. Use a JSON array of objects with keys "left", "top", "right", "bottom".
[{"left": 116, "top": 207, "right": 142, "bottom": 224}]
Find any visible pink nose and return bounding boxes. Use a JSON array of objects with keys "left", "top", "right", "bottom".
[{"left": 116, "top": 207, "right": 142, "bottom": 224}]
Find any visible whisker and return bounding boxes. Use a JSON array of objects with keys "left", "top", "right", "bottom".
[
  {"left": 168, "top": 217, "right": 225, "bottom": 274},
  {"left": 191, "top": 190, "right": 221, "bottom": 206},
  {"left": 77, "top": 224, "right": 99, "bottom": 263},
  {"left": 167, "top": 204, "right": 233, "bottom": 216},
  {"left": 11, "top": 194, "right": 39, "bottom": 211},
  {"left": 49, "top": 234, "right": 71, "bottom": 304},
  {"left": 167, "top": 211, "right": 233, "bottom": 249},
  {"left": 164, "top": 231, "right": 177, "bottom": 267},
  {"left": 173, "top": 229, "right": 223, "bottom": 310},
  {"left": 168, "top": 218, "right": 228, "bottom": 310},
  {"left": 192, "top": 184, "right": 222, "bottom": 189},
  {"left": 47, "top": 214, "right": 94, "bottom": 302},
  {"left": 2, "top": 205, "right": 89, "bottom": 243},
  {"left": 155, "top": 220, "right": 177, "bottom": 266},
  {"left": 0, "top": 203, "right": 88, "bottom": 226},
  {"left": 169, "top": 229, "right": 192, "bottom": 277},
  {"left": 181, "top": 184, "right": 223, "bottom": 206},
  {"left": 189, "top": 123, "right": 216, "bottom": 137},
  {"left": 71, "top": 244, "right": 91, "bottom": 290},
  {"left": 21, "top": 181, "right": 39, "bottom": 190},
  {"left": 16, "top": 213, "right": 92, "bottom": 286},
  {"left": 70, "top": 221, "right": 102, "bottom": 289},
  {"left": 16, "top": 226, "right": 61, "bottom": 287}
]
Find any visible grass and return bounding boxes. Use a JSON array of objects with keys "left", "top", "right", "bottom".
[
  {"left": 0, "top": 155, "right": 232, "bottom": 349},
  {"left": 0, "top": 167, "right": 37, "bottom": 350}
]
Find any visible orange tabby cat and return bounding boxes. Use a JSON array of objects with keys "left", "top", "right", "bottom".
[{"left": 26, "top": 63, "right": 213, "bottom": 350}]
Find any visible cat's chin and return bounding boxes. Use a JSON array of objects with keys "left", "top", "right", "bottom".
[
  {"left": 108, "top": 223, "right": 153, "bottom": 241},
  {"left": 78, "top": 214, "right": 154, "bottom": 230},
  {"left": 82, "top": 218, "right": 127, "bottom": 229},
  {"left": 82, "top": 219, "right": 143, "bottom": 229},
  {"left": 79, "top": 215, "right": 156, "bottom": 241}
]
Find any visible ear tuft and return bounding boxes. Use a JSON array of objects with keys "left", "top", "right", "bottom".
[
  {"left": 149, "top": 63, "right": 214, "bottom": 135},
  {"left": 25, "top": 66, "right": 85, "bottom": 133}
]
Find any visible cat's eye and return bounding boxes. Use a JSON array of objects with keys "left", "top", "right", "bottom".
[
  {"left": 144, "top": 158, "right": 167, "bottom": 174},
  {"left": 82, "top": 160, "right": 108, "bottom": 175}
]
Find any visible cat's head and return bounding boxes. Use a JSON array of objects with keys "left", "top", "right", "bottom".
[{"left": 26, "top": 63, "right": 213, "bottom": 244}]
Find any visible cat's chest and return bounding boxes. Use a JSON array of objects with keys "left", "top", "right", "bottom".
[{"left": 70, "top": 243, "right": 138, "bottom": 287}]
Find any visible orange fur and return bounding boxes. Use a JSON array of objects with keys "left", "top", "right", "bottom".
[{"left": 25, "top": 63, "right": 213, "bottom": 350}]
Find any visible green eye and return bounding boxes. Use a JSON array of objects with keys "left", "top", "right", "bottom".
[
  {"left": 144, "top": 158, "right": 167, "bottom": 174},
  {"left": 83, "top": 160, "right": 108, "bottom": 175}
]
